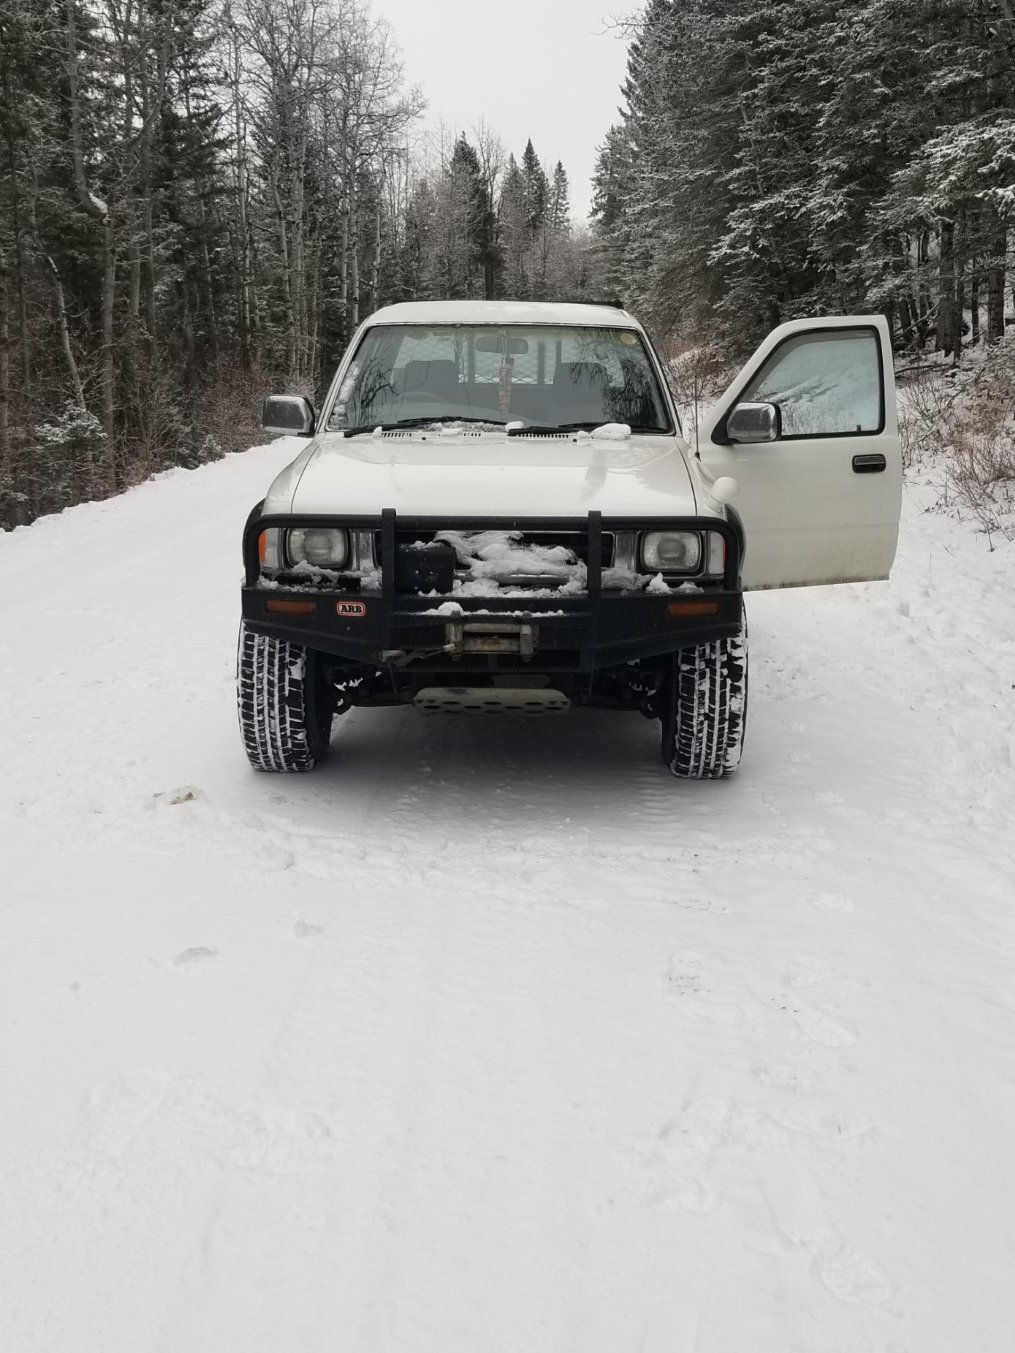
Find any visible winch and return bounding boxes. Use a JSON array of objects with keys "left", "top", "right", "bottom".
[{"left": 443, "top": 620, "right": 539, "bottom": 658}]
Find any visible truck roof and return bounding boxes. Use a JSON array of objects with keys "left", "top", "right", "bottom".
[{"left": 365, "top": 300, "right": 641, "bottom": 329}]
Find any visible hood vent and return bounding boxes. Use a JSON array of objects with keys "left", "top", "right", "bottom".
[{"left": 378, "top": 428, "right": 486, "bottom": 441}]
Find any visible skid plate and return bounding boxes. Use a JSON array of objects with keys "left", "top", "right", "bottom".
[{"left": 413, "top": 686, "right": 571, "bottom": 715}]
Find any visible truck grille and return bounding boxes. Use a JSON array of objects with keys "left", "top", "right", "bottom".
[{"left": 375, "top": 529, "right": 615, "bottom": 568}]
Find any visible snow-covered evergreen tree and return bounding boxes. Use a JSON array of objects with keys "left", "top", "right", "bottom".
[
  {"left": 521, "top": 139, "right": 549, "bottom": 234},
  {"left": 594, "top": 0, "right": 1014, "bottom": 356}
]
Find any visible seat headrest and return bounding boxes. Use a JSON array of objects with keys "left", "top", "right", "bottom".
[
  {"left": 552, "top": 361, "right": 609, "bottom": 389},
  {"left": 402, "top": 359, "right": 460, "bottom": 394}
]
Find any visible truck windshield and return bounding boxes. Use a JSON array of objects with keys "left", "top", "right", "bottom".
[{"left": 326, "top": 325, "right": 672, "bottom": 433}]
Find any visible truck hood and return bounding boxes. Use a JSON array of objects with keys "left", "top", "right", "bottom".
[{"left": 265, "top": 429, "right": 699, "bottom": 519}]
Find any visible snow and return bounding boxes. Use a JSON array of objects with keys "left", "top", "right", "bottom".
[
  {"left": 433, "top": 528, "right": 591, "bottom": 596},
  {"left": 591, "top": 421, "right": 632, "bottom": 440},
  {"left": 437, "top": 528, "right": 581, "bottom": 579},
  {"left": 421, "top": 605, "right": 568, "bottom": 618},
  {"left": 1, "top": 442, "right": 1014, "bottom": 1351},
  {"left": 431, "top": 528, "right": 694, "bottom": 598}
]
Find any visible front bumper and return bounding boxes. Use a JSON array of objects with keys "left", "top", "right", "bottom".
[{"left": 241, "top": 509, "right": 743, "bottom": 672}]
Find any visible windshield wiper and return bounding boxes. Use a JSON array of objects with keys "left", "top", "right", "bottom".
[
  {"left": 507, "top": 421, "right": 596, "bottom": 437},
  {"left": 508, "top": 421, "right": 669, "bottom": 437},
  {"left": 340, "top": 416, "right": 506, "bottom": 438}
]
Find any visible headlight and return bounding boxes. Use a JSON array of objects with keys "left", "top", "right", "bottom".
[
  {"left": 286, "top": 527, "right": 349, "bottom": 570},
  {"left": 640, "top": 531, "right": 702, "bottom": 573}
]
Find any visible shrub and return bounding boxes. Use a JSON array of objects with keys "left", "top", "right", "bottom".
[{"left": 899, "top": 347, "right": 1015, "bottom": 544}]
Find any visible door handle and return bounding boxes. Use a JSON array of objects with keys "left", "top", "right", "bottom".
[{"left": 852, "top": 453, "right": 886, "bottom": 473}]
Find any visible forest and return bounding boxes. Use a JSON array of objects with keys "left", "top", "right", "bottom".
[
  {"left": 1, "top": 0, "right": 1013, "bottom": 527},
  {"left": 0, "top": 0, "right": 586, "bottom": 526},
  {"left": 592, "top": 0, "right": 1015, "bottom": 358}
]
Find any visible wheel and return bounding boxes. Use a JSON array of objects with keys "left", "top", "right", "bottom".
[
  {"left": 660, "top": 626, "right": 748, "bottom": 779},
  {"left": 236, "top": 622, "right": 333, "bottom": 772}
]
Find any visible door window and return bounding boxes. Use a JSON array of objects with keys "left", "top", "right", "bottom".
[{"left": 740, "top": 328, "right": 882, "bottom": 437}]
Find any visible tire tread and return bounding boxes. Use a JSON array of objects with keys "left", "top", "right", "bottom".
[
  {"left": 668, "top": 630, "right": 748, "bottom": 780},
  {"left": 236, "top": 623, "right": 328, "bottom": 772}
]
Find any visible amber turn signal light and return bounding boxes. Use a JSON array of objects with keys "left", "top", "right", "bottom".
[
  {"left": 265, "top": 598, "right": 318, "bottom": 616},
  {"left": 667, "top": 600, "right": 720, "bottom": 618}
]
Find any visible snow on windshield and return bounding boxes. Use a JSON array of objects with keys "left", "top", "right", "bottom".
[{"left": 326, "top": 325, "right": 670, "bottom": 433}]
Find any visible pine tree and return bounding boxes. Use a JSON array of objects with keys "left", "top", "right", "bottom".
[
  {"left": 521, "top": 139, "right": 549, "bottom": 233},
  {"left": 448, "top": 134, "right": 487, "bottom": 296},
  {"left": 590, "top": 127, "right": 635, "bottom": 301},
  {"left": 499, "top": 154, "right": 530, "bottom": 298},
  {"left": 549, "top": 162, "right": 570, "bottom": 233}
]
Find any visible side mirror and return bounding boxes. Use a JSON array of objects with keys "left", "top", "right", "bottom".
[
  {"left": 262, "top": 394, "right": 315, "bottom": 436},
  {"left": 726, "top": 401, "right": 781, "bottom": 444}
]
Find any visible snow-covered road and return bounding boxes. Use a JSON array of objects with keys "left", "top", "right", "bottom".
[{"left": 1, "top": 441, "right": 1013, "bottom": 1352}]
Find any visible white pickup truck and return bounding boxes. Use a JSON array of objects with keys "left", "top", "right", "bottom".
[{"left": 238, "top": 300, "right": 901, "bottom": 778}]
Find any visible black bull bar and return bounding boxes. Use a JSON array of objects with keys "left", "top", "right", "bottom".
[{"left": 241, "top": 508, "right": 743, "bottom": 670}]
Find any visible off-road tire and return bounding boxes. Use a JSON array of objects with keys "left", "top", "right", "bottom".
[
  {"left": 661, "top": 627, "right": 748, "bottom": 779},
  {"left": 236, "top": 622, "right": 332, "bottom": 772}
]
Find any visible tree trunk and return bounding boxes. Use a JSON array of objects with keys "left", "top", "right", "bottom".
[
  {"left": 271, "top": 166, "right": 297, "bottom": 379},
  {"left": 349, "top": 176, "right": 360, "bottom": 333},
  {"left": 897, "top": 295, "right": 915, "bottom": 349},
  {"left": 66, "top": 0, "right": 107, "bottom": 228},
  {"left": 954, "top": 219, "right": 966, "bottom": 360},
  {"left": 129, "top": 206, "right": 142, "bottom": 327},
  {"left": 143, "top": 182, "right": 157, "bottom": 344},
  {"left": 229, "top": 23, "right": 251, "bottom": 371},
  {"left": 3, "top": 87, "right": 31, "bottom": 396},
  {"left": 144, "top": 19, "right": 172, "bottom": 352},
  {"left": 182, "top": 277, "right": 197, "bottom": 390},
  {"left": 339, "top": 186, "right": 350, "bottom": 350},
  {"left": 200, "top": 224, "right": 220, "bottom": 364},
  {"left": 0, "top": 252, "right": 9, "bottom": 479},
  {"left": 100, "top": 216, "right": 116, "bottom": 442},
  {"left": 66, "top": 0, "right": 113, "bottom": 455},
  {"left": 307, "top": 256, "right": 319, "bottom": 393},
  {"left": 986, "top": 225, "right": 1008, "bottom": 344},
  {"left": 27, "top": 172, "right": 87, "bottom": 413},
  {"left": 917, "top": 231, "right": 932, "bottom": 344},
  {"left": 371, "top": 198, "right": 382, "bottom": 313},
  {"left": 51, "top": 254, "right": 87, "bottom": 415},
  {"left": 937, "top": 220, "right": 957, "bottom": 358},
  {"left": 292, "top": 125, "right": 309, "bottom": 384}
]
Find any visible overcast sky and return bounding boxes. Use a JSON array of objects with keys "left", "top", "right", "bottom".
[{"left": 369, "top": 0, "right": 632, "bottom": 220}]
